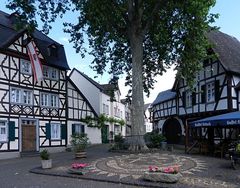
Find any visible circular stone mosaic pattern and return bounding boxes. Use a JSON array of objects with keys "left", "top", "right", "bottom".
[{"left": 90, "top": 153, "right": 207, "bottom": 180}]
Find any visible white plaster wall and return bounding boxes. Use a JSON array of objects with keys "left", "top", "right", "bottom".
[
  {"left": 86, "top": 126, "right": 102, "bottom": 144},
  {"left": 157, "top": 119, "right": 166, "bottom": 133},
  {"left": 100, "top": 93, "right": 111, "bottom": 115},
  {"left": 146, "top": 122, "right": 153, "bottom": 132},
  {"left": 67, "top": 121, "right": 101, "bottom": 145},
  {"left": 70, "top": 70, "right": 101, "bottom": 114},
  {"left": 216, "top": 99, "right": 228, "bottom": 110}
]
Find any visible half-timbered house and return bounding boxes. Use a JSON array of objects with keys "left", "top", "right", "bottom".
[
  {"left": 67, "top": 78, "right": 100, "bottom": 144},
  {"left": 150, "top": 30, "right": 240, "bottom": 147},
  {"left": 0, "top": 11, "right": 98, "bottom": 159},
  {"left": 69, "top": 68, "right": 126, "bottom": 143}
]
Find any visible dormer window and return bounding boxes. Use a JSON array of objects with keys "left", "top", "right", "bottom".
[
  {"left": 43, "top": 65, "right": 59, "bottom": 80},
  {"left": 48, "top": 44, "right": 58, "bottom": 57},
  {"left": 20, "top": 59, "right": 32, "bottom": 75}
]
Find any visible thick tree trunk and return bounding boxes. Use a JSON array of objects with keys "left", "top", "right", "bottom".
[{"left": 129, "top": 35, "right": 148, "bottom": 151}]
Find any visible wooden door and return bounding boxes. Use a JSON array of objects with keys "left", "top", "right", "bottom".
[{"left": 22, "top": 125, "right": 36, "bottom": 152}]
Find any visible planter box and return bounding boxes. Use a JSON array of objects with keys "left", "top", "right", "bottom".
[
  {"left": 41, "top": 159, "right": 52, "bottom": 169},
  {"left": 75, "top": 151, "right": 87, "bottom": 158},
  {"left": 143, "top": 172, "right": 182, "bottom": 183}
]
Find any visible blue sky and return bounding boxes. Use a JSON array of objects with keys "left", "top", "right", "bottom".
[{"left": 1, "top": 0, "right": 240, "bottom": 103}]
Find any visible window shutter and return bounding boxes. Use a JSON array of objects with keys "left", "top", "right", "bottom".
[
  {"left": 192, "top": 89, "right": 196, "bottom": 106},
  {"left": 81, "top": 124, "right": 85, "bottom": 134},
  {"left": 72, "top": 124, "right": 76, "bottom": 135},
  {"left": 182, "top": 91, "right": 186, "bottom": 107},
  {"left": 201, "top": 85, "right": 206, "bottom": 103},
  {"left": 215, "top": 80, "right": 220, "bottom": 101},
  {"left": 61, "top": 124, "right": 67, "bottom": 139},
  {"left": 46, "top": 123, "right": 51, "bottom": 139},
  {"left": 8, "top": 121, "right": 15, "bottom": 141}
]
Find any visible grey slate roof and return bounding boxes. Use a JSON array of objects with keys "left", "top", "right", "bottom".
[
  {"left": 207, "top": 30, "right": 240, "bottom": 75},
  {"left": 151, "top": 89, "right": 176, "bottom": 105},
  {"left": 0, "top": 10, "right": 70, "bottom": 70}
]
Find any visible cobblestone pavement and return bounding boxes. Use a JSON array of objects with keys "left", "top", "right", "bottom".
[{"left": 30, "top": 145, "right": 240, "bottom": 188}]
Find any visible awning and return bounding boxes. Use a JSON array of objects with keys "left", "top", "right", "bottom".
[{"left": 190, "top": 111, "right": 240, "bottom": 127}]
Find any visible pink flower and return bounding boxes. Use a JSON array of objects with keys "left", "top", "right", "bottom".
[
  {"left": 149, "top": 165, "right": 159, "bottom": 172},
  {"left": 149, "top": 166, "right": 153, "bottom": 171},
  {"left": 163, "top": 166, "right": 178, "bottom": 174},
  {"left": 71, "top": 163, "right": 88, "bottom": 169}
]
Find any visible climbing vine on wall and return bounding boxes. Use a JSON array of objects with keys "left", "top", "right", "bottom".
[{"left": 81, "top": 114, "right": 125, "bottom": 129}]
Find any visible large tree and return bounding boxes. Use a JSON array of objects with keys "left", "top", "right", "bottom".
[{"left": 7, "top": 0, "right": 217, "bottom": 151}]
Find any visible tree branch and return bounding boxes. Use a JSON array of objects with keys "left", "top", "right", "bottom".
[{"left": 142, "top": 0, "right": 167, "bottom": 34}]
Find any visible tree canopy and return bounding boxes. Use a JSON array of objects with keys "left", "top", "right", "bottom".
[
  {"left": 6, "top": 0, "right": 218, "bottom": 150},
  {"left": 7, "top": 0, "right": 217, "bottom": 95}
]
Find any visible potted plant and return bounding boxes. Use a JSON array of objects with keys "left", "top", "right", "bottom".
[
  {"left": 71, "top": 133, "right": 89, "bottom": 158},
  {"left": 40, "top": 149, "right": 52, "bottom": 169}
]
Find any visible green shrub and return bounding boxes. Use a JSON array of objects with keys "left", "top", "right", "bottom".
[
  {"left": 114, "top": 134, "right": 124, "bottom": 144},
  {"left": 144, "top": 132, "right": 166, "bottom": 148},
  {"left": 236, "top": 143, "right": 240, "bottom": 153},
  {"left": 40, "top": 149, "right": 50, "bottom": 160},
  {"left": 110, "top": 134, "right": 129, "bottom": 150},
  {"left": 71, "top": 133, "right": 89, "bottom": 152}
]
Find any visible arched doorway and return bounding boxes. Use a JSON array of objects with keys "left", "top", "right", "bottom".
[{"left": 162, "top": 118, "right": 182, "bottom": 144}]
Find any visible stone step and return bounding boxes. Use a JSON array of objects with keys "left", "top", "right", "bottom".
[{"left": 20, "top": 151, "right": 40, "bottom": 157}]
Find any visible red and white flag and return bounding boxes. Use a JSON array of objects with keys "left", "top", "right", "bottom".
[{"left": 27, "top": 41, "right": 43, "bottom": 82}]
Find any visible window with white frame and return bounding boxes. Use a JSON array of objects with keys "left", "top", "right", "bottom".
[
  {"left": 50, "top": 95, "right": 58, "bottom": 107},
  {"left": 185, "top": 90, "right": 192, "bottom": 108},
  {"left": 11, "top": 88, "right": 33, "bottom": 105},
  {"left": 43, "top": 66, "right": 49, "bottom": 78},
  {"left": 206, "top": 82, "right": 215, "bottom": 102},
  {"left": 103, "top": 104, "right": 109, "bottom": 115},
  {"left": 0, "top": 121, "right": 7, "bottom": 142},
  {"left": 40, "top": 93, "right": 48, "bottom": 106},
  {"left": 20, "top": 59, "right": 32, "bottom": 75},
  {"left": 106, "top": 105, "right": 109, "bottom": 115},
  {"left": 103, "top": 104, "right": 106, "bottom": 114},
  {"left": 40, "top": 93, "right": 59, "bottom": 108},
  {"left": 22, "top": 90, "right": 32, "bottom": 105},
  {"left": 51, "top": 68, "right": 58, "bottom": 79},
  {"left": 43, "top": 66, "right": 59, "bottom": 80},
  {"left": 11, "top": 88, "right": 21, "bottom": 103},
  {"left": 51, "top": 123, "right": 61, "bottom": 140}
]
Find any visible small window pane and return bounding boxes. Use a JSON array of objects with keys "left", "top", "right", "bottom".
[
  {"left": 43, "top": 66, "right": 49, "bottom": 78},
  {"left": 50, "top": 95, "right": 58, "bottom": 107},
  {"left": 51, "top": 123, "right": 61, "bottom": 140},
  {"left": 22, "top": 90, "right": 32, "bottom": 105},
  {"left": 206, "top": 82, "right": 215, "bottom": 102},
  {"left": 0, "top": 121, "right": 7, "bottom": 142},
  {"left": 75, "top": 124, "right": 85, "bottom": 134},
  {"left": 41, "top": 93, "right": 48, "bottom": 106},
  {"left": 11, "top": 88, "right": 21, "bottom": 103},
  {"left": 51, "top": 69, "right": 58, "bottom": 79},
  {"left": 21, "top": 60, "right": 32, "bottom": 75},
  {"left": 186, "top": 90, "right": 192, "bottom": 108}
]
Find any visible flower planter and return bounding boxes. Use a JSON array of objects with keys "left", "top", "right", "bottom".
[
  {"left": 68, "top": 163, "right": 89, "bottom": 175},
  {"left": 143, "top": 172, "right": 182, "bottom": 183},
  {"left": 41, "top": 159, "right": 52, "bottom": 169},
  {"left": 75, "top": 151, "right": 87, "bottom": 158}
]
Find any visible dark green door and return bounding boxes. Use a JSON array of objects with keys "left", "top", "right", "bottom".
[{"left": 101, "top": 125, "right": 109, "bottom": 143}]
